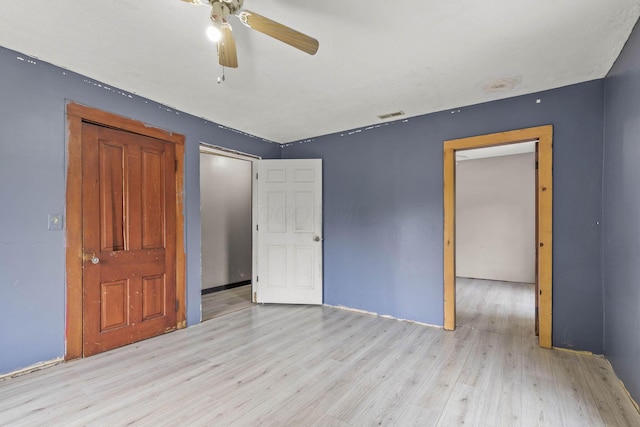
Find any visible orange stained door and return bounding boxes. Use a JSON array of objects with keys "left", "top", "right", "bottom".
[{"left": 81, "top": 122, "right": 177, "bottom": 357}]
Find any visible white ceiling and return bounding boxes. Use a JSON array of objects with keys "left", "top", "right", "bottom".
[{"left": 0, "top": 1, "right": 638, "bottom": 144}]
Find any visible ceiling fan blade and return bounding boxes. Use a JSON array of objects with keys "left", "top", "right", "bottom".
[
  {"left": 180, "top": 0, "right": 208, "bottom": 5},
  {"left": 238, "top": 10, "right": 319, "bottom": 55},
  {"left": 218, "top": 24, "right": 238, "bottom": 68}
]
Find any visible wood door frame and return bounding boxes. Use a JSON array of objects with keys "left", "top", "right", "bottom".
[
  {"left": 443, "top": 125, "right": 553, "bottom": 348},
  {"left": 65, "top": 102, "right": 186, "bottom": 360}
]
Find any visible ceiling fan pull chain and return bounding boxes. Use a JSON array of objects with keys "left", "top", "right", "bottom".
[{"left": 218, "top": 66, "right": 226, "bottom": 84}]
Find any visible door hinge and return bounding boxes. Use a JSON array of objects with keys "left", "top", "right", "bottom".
[
  {"left": 257, "top": 275, "right": 259, "bottom": 282},
  {"left": 175, "top": 160, "right": 178, "bottom": 172},
  {"left": 175, "top": 299, "right": 179, "bottom": 312},
  {"left": 256, "top": 224, "right": 259, "bottom": 231},
  {"left": 256, "top": 173, "right": 258, "bottom": 180},
  {"left": 535, "top": 161, "right": 539, "bottom": 170}
]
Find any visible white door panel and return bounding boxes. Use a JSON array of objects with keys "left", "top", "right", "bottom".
[{"left": 254, "top": 159, "right": 322, "bottom": 304}]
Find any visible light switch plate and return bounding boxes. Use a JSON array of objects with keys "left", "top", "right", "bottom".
[{"left": 48, "top": 213, "right": 63, "bottom": 231}]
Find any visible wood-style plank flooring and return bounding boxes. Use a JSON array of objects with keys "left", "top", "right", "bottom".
[
  {"left": 457, "top": 277, "right": 535, "bottom": 338},
  {"left": 1, "top": 278, "right": 638, "bottom": 426},
  {"left": 201, "top": 284, "right": 253, "bottom": 322}
]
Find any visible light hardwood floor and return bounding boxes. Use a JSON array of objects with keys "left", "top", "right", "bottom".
[
  {"left": 201, "top": 284, "right": 253, "bottom": 322},
  {"left": 1, "top": 279, "right": 638, "bottom": 426},
  {"left": 456, "top": 277, "right": 535, "bottom": 338}
]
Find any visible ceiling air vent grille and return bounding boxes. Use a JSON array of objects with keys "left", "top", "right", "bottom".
[{"left": 378, "top": 111, "right": 405, "bottom": 120}]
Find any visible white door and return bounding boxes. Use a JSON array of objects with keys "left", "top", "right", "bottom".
[{"left": 254, "top": 159, "right": 323, "bottom": 304}]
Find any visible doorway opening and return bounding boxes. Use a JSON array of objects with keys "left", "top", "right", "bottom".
[
  {"left": 200, "top": 144, "right": 257, "bottom": 321},
  {"left": 455, "top": 142, "right": 536, "bottom": 339},
  {"left": 443, "top": 125, "right": 553, "bottom": 348}
]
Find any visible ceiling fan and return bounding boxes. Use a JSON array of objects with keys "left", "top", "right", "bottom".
[{"left": 180, "top": 0, "right": 319, "bottom": 68}]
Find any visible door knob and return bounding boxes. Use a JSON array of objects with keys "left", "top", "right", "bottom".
[
  {"left": 83, "top": 252, "right": 100, "bottom": 264},
  {"left": 314, "top": 236, "right": 321, "bottom": 242}
]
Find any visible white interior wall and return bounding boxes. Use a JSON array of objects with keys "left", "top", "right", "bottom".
[
  {"left": 456, "top": 152, "right": 535, "bottom": 283},
  {"left": 200, "top": 153, "right": 253, "bottom": 290}
]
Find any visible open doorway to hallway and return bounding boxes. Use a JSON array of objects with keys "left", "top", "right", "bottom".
[
  {"left": 455, "top": 144, "right": 536, "bottom": 338},
  {"left": 200, "top": 144, "right": 256, "bottom": 321}
]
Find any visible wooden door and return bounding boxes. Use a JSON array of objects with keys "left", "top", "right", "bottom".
[
  {"left": 254, "top": 159, "right": 323, "bottom": 304},
  {"left": 81, "top": 122, "right": 177, "bottom": 356}
]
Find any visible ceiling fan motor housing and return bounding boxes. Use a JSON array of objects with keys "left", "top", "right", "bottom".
[{"left": 210, "top": 0, "right": 243, "bottom": 24}]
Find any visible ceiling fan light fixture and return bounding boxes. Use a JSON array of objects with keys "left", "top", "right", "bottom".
[
  {"left": 180, "top": 0, "right": 318, "bottom": 70},
  {"left": 207, "top": 25, "right": 222, "bottom": 42}
]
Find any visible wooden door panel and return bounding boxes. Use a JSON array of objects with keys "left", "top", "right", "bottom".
[
  {"left": 99, "top": 142, "right": 126, "bottom": 252},
  {"left": 142, "top": 274, "right": 166, "bottom": 321},
  {"left": 100, "top": 279, "right": 129, "bottom": 331},
  {"left": 82, "top": 122, "right": 176, "bottom": 357},
  {"left": 141, "top": 148, "right": 166, "bottom": 249}
]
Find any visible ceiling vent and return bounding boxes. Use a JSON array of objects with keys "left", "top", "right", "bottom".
[{"left": 378, "top": 111, "right": 405, "bottom": 120}]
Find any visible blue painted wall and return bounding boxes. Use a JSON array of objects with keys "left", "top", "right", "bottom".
[
  {"left": 283, "top": 81, "right": 605, "bottom": 353},
  {"left": 603, "top": 20, "right": 640, "bottom": 401},
  {"left": 4, "top": 30, "right": 631, "bottom": 375},
  {"left": 0, "top": 45, "right": 280, "bottom": 375}
]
